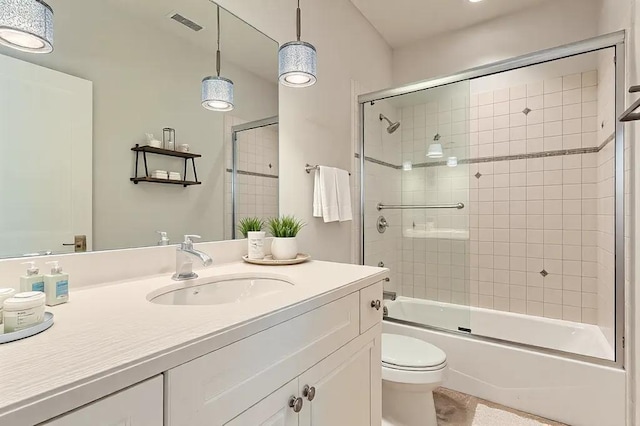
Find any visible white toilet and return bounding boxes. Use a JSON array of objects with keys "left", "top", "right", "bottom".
[{"left": 381, "top": 333, "right": 448, "bottom": 426}]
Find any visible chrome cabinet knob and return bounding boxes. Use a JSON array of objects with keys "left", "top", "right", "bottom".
[
  {"left": 303, "top": 385, "right": 316, "bottom": 401},
  {"left": 371, "top": 300, "right": 382, "bottom": 310},
  {"left": 289, "top": 396, "right": 303, "bottom": 413}
]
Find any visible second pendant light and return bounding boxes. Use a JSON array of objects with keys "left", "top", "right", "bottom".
[
  {"left": 279, "top": 0, "right": 317, "bottom": 88},
  {"left": 202, "top": 5, "right": 234, "bottom": 111}
]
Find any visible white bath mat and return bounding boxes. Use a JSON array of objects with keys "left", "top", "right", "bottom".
[{"left": 472, "top": 404, "right": 549, "bottom": 426}]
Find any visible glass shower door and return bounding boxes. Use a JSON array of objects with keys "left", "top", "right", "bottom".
[{"left": 362, "top": 80, "right": 471, "bottom": 334}]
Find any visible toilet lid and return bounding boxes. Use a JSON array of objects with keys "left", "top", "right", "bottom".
[{"left": 382, "top": 333, "right": 446, "bottom": 369}]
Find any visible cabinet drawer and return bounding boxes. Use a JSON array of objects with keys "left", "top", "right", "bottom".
[
  {"left": 360, "top": 281, "right": 383, "bottom": 333},
  {"left": 42, "top": 376, "right": 163, "bottom": 426},
  {"left": 166, "top": 292, "right": 360, "bottom": 426}
]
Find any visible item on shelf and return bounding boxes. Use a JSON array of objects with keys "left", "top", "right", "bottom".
[
  {"left": 0, "top": 288, "right": 16, "bottom": 325},
  {"left": 169, "top": 172, "right": 182, "bottom": 181},
  {"left": 44, "top": 261, "right": 69, "bottom": 306},
  {"left": 163, "top": 128, "right": 176, "bottom": 151},
  {"left": 178, "top": 144, "right": 190, "bottom": 153},
  {"left": 20, "top": 261, "right": 44, "bottom": 293},
  {"left": 3, "top": 291, "right": 45, "bottom": 333},
  {"left": 146, "top": 133, "right": 162, "bottom": 149},
  {"left": 151, "top": 170, "right": 169, "bottom": 180}
]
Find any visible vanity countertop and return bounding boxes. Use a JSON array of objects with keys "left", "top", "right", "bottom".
[{"left": 0, "top": 260, "right": 387, "bottom": 425}]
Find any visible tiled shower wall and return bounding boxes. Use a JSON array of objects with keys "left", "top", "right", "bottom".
[
  {"left": 466, "top": 70, "right": 604, "bottom": 324},
  {"left": 224, "top": 117, "right": 279, "bottom": 240}
]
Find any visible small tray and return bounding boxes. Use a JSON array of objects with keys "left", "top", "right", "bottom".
[
  {"left": 242, "top": 254, "right": 311, "bottom": 266},
  {"left": 0, "top": 312, "right": 54, "bottom": 344}
]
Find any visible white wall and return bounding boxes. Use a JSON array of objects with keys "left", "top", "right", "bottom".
[
  {"left": 392, "top": 0, "right": 601, "bottom": 85},
  {"left": 215, "top": 0, "right": 393, "bottom": 262},
  {"left": 0, "top": 0, "right": 278, "bottom": 250}
]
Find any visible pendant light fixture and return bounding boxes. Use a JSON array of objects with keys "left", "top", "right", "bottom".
[
  {"left": 278, "top": 0, "right": 317, "bottom": 88},
  {"left": 202, "top": 5, "right": 234, "bottom": 111},
  {"left": 0, "top": 0, "right": 53, "bottom": 54}
]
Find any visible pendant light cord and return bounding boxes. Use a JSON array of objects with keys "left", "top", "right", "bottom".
[
  {"left": 216, "top": 5, "right": 221, "bottom": 77},
  {"left": 296, "top": 0, "right": 301, "bottom": 41}
]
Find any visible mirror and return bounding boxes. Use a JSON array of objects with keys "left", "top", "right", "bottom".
[{"left": 0, "top": 0, "right": 278, "bottom": 258}]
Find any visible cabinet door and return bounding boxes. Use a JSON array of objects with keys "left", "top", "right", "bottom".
[
  {"left": 298, "top": 326, "right": 382, "bottom": 426},
  {"left": 166, "top": 293, "right": 359, "bottom": 426},
  {"left": 226, "top": 379, "right": 299, "bottom": 426},
  {"left": 42, "top": 376, "right": 163, "bottom": 426}
]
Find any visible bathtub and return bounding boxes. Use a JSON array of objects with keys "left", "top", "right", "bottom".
[{"left": 384, "top": 297, "right": 626, "bottom": 426}]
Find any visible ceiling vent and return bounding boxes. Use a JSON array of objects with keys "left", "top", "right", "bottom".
[{"left": 170, "top": 13, "right": 203, "bottom": 32}]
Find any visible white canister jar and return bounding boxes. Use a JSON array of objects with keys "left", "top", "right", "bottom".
[
  {"left": 247, "top": 231, "right": 266, "bottom": 260},
  {"left": 3, "top": 291, "right": 45, "bottom": 333},
  {"left": 0, "top": 288, "right": 16, "bottom": 325},
  {"left": 271, "top": 237, "right": 298, "bottom": 260}
]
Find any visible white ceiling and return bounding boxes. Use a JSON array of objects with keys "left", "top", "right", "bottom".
[
  {"left": 107, "top": 0, "right": 278, "bottom": 82},
  {"left": 349, "top": 0, "right": 552, "bottom": 48}
]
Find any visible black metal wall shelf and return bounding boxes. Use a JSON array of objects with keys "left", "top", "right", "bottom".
[{"left": 131, "top": 144, "right": 202, "bottom": 188}]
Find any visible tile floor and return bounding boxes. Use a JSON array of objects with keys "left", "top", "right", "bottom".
[{"left": 434, "top": 388, "right": 568, "bottom": 426}]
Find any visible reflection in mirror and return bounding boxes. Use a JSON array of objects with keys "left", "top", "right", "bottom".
[
  {"left": 224, "top": 117, "right": 279, "bottom": 240},
  {"left": 0, "top": 0, "right": 278, "bottom": 258}
]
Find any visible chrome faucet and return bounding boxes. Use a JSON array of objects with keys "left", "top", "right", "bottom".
[{"left": 172, "top": 235, "right": 213, "bottom": 281}]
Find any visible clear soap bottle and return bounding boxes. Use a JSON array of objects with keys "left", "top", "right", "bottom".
[
  {"left": 44, "top": 261, "right": 69, "bottom": 306},
  {"left": 20, "top": 261, "right": 45, "bottom": 293}
]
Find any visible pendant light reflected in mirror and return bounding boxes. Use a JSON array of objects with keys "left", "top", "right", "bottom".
[
  {"left": 202, "top": 5, "right": 234, "bottom": 111},
  {"left": 0, "top": 0, "right": 53, "bottom": 53},
  {"left": 279, "top": 0, "right": 317, "bottom": 88}
]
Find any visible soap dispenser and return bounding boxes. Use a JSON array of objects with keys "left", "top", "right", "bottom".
[
  {"left": 44, "top": 261, "right": 69, "bottom": 306},
  {"left": 20, "top": 261, "right": 44, "bottom": 293},
  {"left": 157, "top": 231, "right": 170, "bottom": 246}
]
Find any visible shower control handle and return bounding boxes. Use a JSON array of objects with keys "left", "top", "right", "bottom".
[{"left": 371, "top": 300, "right": 382, "bottom": 310}]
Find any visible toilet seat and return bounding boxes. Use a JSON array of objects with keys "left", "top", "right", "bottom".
[{"left": 382, "top": 333, "right": 447, "bottom": 371}]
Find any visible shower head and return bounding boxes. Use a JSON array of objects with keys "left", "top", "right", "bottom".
[{"left": 379, "top": 113, "right": 401, "bottom": 134}]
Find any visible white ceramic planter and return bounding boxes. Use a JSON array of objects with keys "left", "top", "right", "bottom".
[
  {"left": 271, "top": 237, "right": 298, "bottom": 260},
  {"left": 247, "top": 231, "right": 266, "bottom": 260}
]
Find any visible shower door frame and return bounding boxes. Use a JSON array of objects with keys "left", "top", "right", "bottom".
[
  {"left": 231, "top": 116, "right": 279, "bottom": 239},
  {"left": 358, "top": 31, "right": 626, "bottom": 368}
]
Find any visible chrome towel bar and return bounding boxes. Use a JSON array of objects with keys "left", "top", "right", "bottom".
[
  {"left": 305, "top": 163, "right": 351, "bottom": 176},
  {"left": 377, "top": 202, "right": 464, "bottom": 211}
]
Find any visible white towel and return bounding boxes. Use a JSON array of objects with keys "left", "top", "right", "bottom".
[
  {"left": 313, "top": 166, "right": 352, "bottom": 223},
  {"left": 335, "top": 168, "right": 352, "bottom": 222},
  {"left": 313, "top": 169, "right": 323, "bottom": 218},
  {"left": 317, "top": 166, "right": 340, "bottom": 222}
]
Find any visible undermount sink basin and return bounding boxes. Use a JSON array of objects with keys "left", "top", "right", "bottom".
[{"left": 148, "top": 274, "right": 294, "bottom": 306}]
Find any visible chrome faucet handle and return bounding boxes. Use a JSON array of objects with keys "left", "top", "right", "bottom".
[{"left": 181, "top": 235, "right": 201, "bottom": 249}]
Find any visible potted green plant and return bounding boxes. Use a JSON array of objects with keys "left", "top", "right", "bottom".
[
  {"left": 238, "top": 217, "right": 265, "bottom": 260},
  {"left": 267, "top": 215, "right": 305, "bottom": 260}
]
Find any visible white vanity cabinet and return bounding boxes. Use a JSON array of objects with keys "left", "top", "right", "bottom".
[
  {"left": 166, "top": 282, "right": 383, "bottom": 426},
  {"left": 41, "top": 376, "right": 163, "bottom": 426}
]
